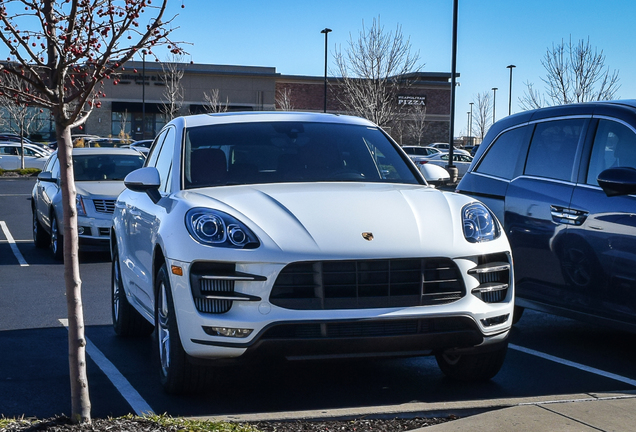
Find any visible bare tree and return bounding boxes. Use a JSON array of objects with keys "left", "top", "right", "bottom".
[
  {"left": 521, "top": 37, "right": 620, "bottom": 110},
  {"left": 472, "top": 92, "right": 492, "bottom": 141},
  {"left": 0, "top": 73, "right": 46, "bottom": 168},
  {"left": 202, "top": 88, "right": 228, "bottom": 113},
  {"left": 333, "top": 17, "right": 422, "bottom": 127},
  {"left": 0, "top": 0, "right": 183, "bottom": 424},
  {"left": 159, "top": 56, "right": 185, "bottom": 121},
  {"left": 405, "top": 103, "right": 427, "bottom": 145},
  {"left": 275, "top": 87, "right": 294, "bottom": 111}
]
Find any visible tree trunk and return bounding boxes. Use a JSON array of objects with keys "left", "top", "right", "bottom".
[{"left": 56, "top": 123, "right": 91, "bottom": 423}]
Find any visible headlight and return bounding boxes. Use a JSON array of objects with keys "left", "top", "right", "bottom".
[
  {"left": 76, "top": 195, "right": 86, "bottom": 216},
  {"left": 186, "top": 208, "right": 259, "bottom": 249},
  {"left": 462, "top": 202, "right": 499, "bottom": 243}
]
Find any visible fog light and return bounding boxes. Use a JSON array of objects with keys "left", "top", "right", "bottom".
[
  {"left": 480, "top": 314, "right": 509, "bottom": 327},
  {"left": 203, "top": 326, "right": 253, "bottom": 338}
]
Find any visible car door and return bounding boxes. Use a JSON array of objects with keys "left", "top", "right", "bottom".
[
  {"left": 35, "top": 155, "right": 60, "bottom": 232},
  {"left": 505, "top": 118, "right": 589, "bottom": 310},
  {"left": 123, "top": 127, "right": 175, "bottom": 312},
  {"left": 566, "top": 118, "right": 636, "bottom": 325},
  {"left": 0, "top": 146, "right": 19, "bottom": 169}
]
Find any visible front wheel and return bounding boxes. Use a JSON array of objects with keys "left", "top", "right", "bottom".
[
  {"left": 435, "top": 343, "right": 508, "bottom": 382},
  {"left": 50, "top": 212, "right": 63, "bottom": 260},
  {"left": 155, "top": 264, "right": 212, "bottom": 394}
]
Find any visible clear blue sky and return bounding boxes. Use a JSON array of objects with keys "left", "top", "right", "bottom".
[
  {"left": 161, "top": 0, "right": 635, "bottom": 136},
  {"left": 5, "top": 0, "right": 636, "bottom": 137}
]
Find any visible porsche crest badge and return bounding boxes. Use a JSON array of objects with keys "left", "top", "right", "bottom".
[{"left": 362, "top": 232, "right": 374, "bottom": 241}]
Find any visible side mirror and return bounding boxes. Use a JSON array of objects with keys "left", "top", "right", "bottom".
[
  {"left": 597, "top": 167, "right": 636, "bottom": 197},
  {"left": 37, "top": 171, "right": 57, "bottom": 183},
  {"left": 124, "top": 167, "right": 162, "bottom": 204}
]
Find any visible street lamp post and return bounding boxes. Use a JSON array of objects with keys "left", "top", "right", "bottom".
[
  {"left": 492, "top": 87, "right": 498, "bottom": 125},
  {"left": 447, "top": 0, "right": 459, "bottom": 183},
  {"left": 321, "top": 28, "right": 332, "bottom": 113},
  {"left": 142, "top": 49, "right": 147, "bottom": 139},
  {"left": 469, "top": 102, "right": 474, "bottom": 145},
  {"left": 507, "top": 64, "right": 516, "bottom": 116}
]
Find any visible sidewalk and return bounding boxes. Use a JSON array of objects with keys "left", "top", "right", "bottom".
[
  {"left": 423, "top": 392, "right": 636, "bottom": 431},
  {"left": 200, "top": 391, "right": 636, "bottom": 432}
]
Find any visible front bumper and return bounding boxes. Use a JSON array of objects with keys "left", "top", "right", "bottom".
[{"left": 166, "top": 252, "right": 514, "bottom": 362}]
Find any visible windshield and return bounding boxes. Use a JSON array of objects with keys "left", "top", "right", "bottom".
[
  {"left": 183, "top": 121, "right": 421, "bottom": 189},
  {"left": 73, "top": 154, "right": 145, "bottom": 181}
]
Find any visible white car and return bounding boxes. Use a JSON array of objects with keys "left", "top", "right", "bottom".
[
  {"left": 32, "top": 147, "right": 146, "bottom": 258},
  {"left": 425, "top": 153, "right": 474, "bottom": 179},
  {"left": 0, "top": 142, "right": 50, "bottom": 170},
  {"left": 111, "top": 112, "right": 514, "bottom": 394},
  {"left": 402, "top": 145, "right": 442, "bottom": 157},
  {"left": 428, "top": 143, "right": 471, "bottom": 156}
]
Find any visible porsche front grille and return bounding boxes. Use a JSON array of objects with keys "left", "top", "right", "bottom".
[{"left": 270, "top": 258, "right": 465, "bottom": 310}]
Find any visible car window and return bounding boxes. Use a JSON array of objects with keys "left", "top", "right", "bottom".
[
  {"left": 524, "top": 119, "right": 585, "bottom": 182},
  {"left": 73, "top": 154, "right": 145, "bottom": 181},
  {"left": 0, "top": 146, "right": 18, "bottom": 155},
  {"left": 146, "top": 129, "right": 168, "bottom": 168},
  {"left": 586, "top": 120, "right": 636, "bottom": 186},
  {"left": 42, "top": 154, "right": 57, "bottom": 172},
  {"left": 475, "top": 126, "right": 529, "bottom": 180},
  {"left": 183, "top": 121, "right": 420, "bottom": 189},
  {"left": 154, "top": 127, "right": 175, "bottom": 192}
]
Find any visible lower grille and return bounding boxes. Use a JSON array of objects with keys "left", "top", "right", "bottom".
[
  {"left": 270, "top": 258, "right": 465, "bottom": 310},
  {"left": 469, "top": 253, "right": 511, "bottom": 303},
  {"left": 261, "top": 317, "right": 477, "bottom": 340}
]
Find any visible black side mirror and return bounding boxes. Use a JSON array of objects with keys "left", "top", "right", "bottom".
[
  {"left": 597, "top": 167, "right": 636, "bottom": 197},
  {"left": 37, "top": 171, "right": 57, "bottom": 183}
]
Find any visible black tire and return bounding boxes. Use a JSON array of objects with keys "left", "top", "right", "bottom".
[
  {"left": 33, "top": 209, "right": 50, "bottom": 248},
  {"left": 50, "top": 212, "right": 63, "bottom": 260},
  {"left": 155, "top": 264, "right": 212, "bottom": 394},
  {"left": 112, "top": 249, "right": 154, "bottom": 337},
  {"left": 435, "top": 343, "right": 508, "bottom": 382}
]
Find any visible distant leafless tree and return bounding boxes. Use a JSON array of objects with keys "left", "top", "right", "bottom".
[
  {"left": 472, "top": 92, "right": 492, "bottom": 140},
  {"left": 276, "top": 88, "right": 294, "bottom": 111},
  {"left": 0, "top": 73, "right": 46, "bottom": 168},
  {"left": 405, "top": 103, "right": 427, "bottom": 145},
  {"left": 159, "top": 57, "right": 185, "bottom": 121},
  {"left": 202, "top": 88, "right": 228, "bottom": 113},
  {"left": 333, "top": 17, "right": 422, "bottom": 127},
  {"left": 520, "top": 37, "right": 620, "bottom": 110}
]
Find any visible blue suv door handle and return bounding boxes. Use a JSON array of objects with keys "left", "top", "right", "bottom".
[{"left": 550, "top": 205, "right": 589, "bottom": 226}]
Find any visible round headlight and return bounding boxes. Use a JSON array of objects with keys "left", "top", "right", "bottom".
[
  {"left": 186, "top": 208, "right": 260, "bottom": 249},
  {"left": 462, "top": 202, "right": 499, "bottom": 243}
]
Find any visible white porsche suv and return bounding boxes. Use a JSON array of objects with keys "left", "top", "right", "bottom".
[{"left": 111, "top": 112, "right": 514, "bottom": 393}]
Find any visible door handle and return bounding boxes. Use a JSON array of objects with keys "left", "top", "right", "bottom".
[{"left": 550, "top": 205, "right": 588, "bottom": 226}]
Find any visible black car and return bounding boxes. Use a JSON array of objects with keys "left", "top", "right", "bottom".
[{"left": 457, "top": 100, "right": 636, "bottom": 331}]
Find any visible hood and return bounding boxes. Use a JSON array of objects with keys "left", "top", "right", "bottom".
[
  {"left": 181, "top": 183, "right": 467, "bottom": 258},
  {"left": 76, "top": 181, "right": 126, "bottom": 198}
]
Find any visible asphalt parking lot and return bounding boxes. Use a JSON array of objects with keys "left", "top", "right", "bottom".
[{"left": 2, "top": 177, "right": 636, "bottom": 420}]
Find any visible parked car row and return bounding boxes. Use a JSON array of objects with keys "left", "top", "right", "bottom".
[{"left": 401, "top": 144, "right": 474, "bottom": 183}]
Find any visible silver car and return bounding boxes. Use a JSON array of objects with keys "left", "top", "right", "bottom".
[{"left": 32, "top": 147, "right": 146, "bottom": 259}]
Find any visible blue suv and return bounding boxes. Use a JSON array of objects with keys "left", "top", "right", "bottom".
[{"left": 457, "top": 100, "right": 636, "bottom": 331}]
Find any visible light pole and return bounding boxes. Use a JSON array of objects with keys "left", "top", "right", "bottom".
[
  {"left": 492, "top": 87, "right": 498, "bottom": 125},
  {"left": 469, "top": 102, "right": 474, "bottom": 145},
  {"left": 507, "top": 64, "right": 516, "bottom": 115},
  {"left": 142, "top": 49, "right": 147, "bottom": 139},
  {"left": 447, "top": 0, "right": 459, "bottom": 182},
  {"left": 321, "top": 28, "right": 332, "bottom": 113}
]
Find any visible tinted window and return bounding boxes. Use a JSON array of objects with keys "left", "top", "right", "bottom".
[
  {"left": 154, "top": 127, "right": 175, "bottom": 192},
  {"left": 475, "top": 126, "right": 528, "bottom": 180},
  {"left": 586, "top": 120, "right": 636, "bottom": 185},
  {"left": 73, "top": 154, "right": 145, "bottom": 181},
  {"left": 183, "top": 122, "right": 420, "bottom": 189},
  {"left": 525, "top": 119, "right": 585, "bottom": 181}
]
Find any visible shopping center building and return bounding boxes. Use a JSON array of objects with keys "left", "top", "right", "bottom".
[{"left": 7, "top": 61, "right": 456, "bottom": 146}]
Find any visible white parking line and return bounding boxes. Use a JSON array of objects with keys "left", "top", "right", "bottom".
[
  {"left": 509, "top": 343, "right": 636, "bottom": 387},
  {"left": 0, "top": 221, "right": 29, "bottom": 266},
  {"left": 58, "top": 319, "right": 155, "bottom": 416}
]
